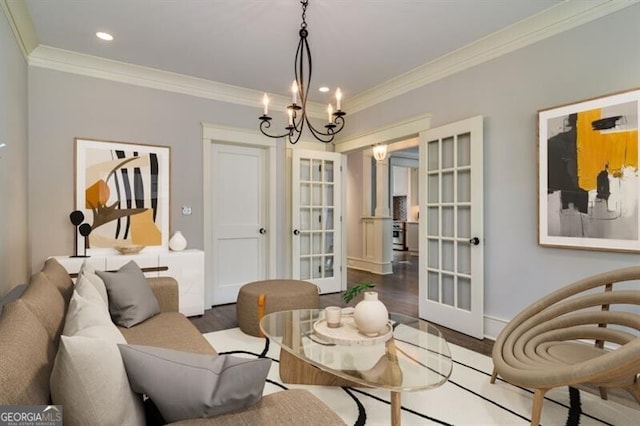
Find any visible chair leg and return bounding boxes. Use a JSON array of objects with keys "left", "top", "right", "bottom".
[
  {"left": 530, "top": 388, "right": 547, "bottom": 426},
  {"left": 490, "top": 367, "right": 498, "bottom": 384},
  {"left": 598, "top": 386, "right": 608, "bottom": 400}
]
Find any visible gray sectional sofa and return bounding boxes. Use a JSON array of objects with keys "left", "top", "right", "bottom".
[{"left": 0, "top": 258, "right": 344, "bottom": 425}]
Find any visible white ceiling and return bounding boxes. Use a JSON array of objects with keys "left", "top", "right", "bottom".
[{"left": 21, "top": 0, "right": 565, "bottom": 104}]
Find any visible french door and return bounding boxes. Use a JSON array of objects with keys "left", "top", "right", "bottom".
[
  {"left": 419, "top": 116, "right": 484, "bottom": 338},
  {"left": 292, "top": 150, "right": 344, "bottom": 293}
]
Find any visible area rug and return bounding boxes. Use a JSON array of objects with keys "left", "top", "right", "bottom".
[{"left": 203, "top": 328, "right": 637, "bottom": 425}]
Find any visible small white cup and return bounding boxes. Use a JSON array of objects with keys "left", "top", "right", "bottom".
[{"left": 325, "top": 306, "right": 342, "bottom": 328}]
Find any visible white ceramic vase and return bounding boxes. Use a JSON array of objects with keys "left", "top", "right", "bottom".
[
  {"left": 169, "top": 231, "right": 187, "bottom": 251},
  {"left": 353, "top": 291, "right": 389, "bottom": 336}
]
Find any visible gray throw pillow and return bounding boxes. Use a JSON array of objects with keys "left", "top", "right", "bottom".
[
  {"left": 118, "top": 344, "right": 272, "bottom": 423},
  {"left": 96, "top": 261, "right": 159, "bottom": 328}
]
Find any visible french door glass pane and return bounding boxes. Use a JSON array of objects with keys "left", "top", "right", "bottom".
[
  {"left": 442, "top": 137, "right": 454, "bottom": 169},
  {"left": 442, "top": 240, "right": 454, "bottom": 272},
  {"left": 457, "top": 244, "right": 470, "bottom": 274},
  {"left": 428, "top": 271, "right": 439, "bottom": 301},
  {"left": 442, "top": 274, "right": 455, "bottom": 306},
  {"left": 457, "top": 206, "right": 470, "bottom": 238},
  {"left": 427, "top": 174, "right": 439, "bottom": 203},
  {"left": 458, "top": 277, "right": 471, "bottom": 310},
  {"left": 427, "top": 141, "right": 439, "bottom": 171},
  {"left": 457, "top": 170, "right": 470, "bottom": 203},
  {"left": 427, "top": 207, "right": 438, "bottom": 236},
  {"left": 427, "top": 239, "right": 438, "bottom": 268},
  {"left": 442, "top": 172, "right": 454, "bottom": 203},
  {"left": 442, "top": 207, "right": 454, "bottom": 237},
  {"left": 457, "top": 133, "right": 471, "bottom": 167}
]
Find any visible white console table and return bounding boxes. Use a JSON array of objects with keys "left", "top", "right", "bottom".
[{"left": 51, "top": 249, "right": 205, "bottom": 317}]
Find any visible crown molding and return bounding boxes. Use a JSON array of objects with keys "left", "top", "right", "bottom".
[
  {"left": 17, "top": 0, "right": 639, "bottom": 117},
  {"left": 1, "top": 0, "right": 38, "bottom": 59},
  {"left": 345, "top": 0, "right": 639, "bottom": 114},
  {"left": 334, "top": 114, "right": 432, "bottom": 153},
  {"left": 28, "top": 44, "right": 328, "bottom": 119}
]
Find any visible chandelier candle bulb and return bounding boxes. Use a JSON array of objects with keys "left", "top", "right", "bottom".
[
  {"left": 336, "top": 88, "right": 342, "bottom": 110},
  {"left": 327, "top": 104, "right": 333, "bottom": 123},
  {"left": 291, "top": 81, "right": 298, "bottom": 104},
  {"left": 287, "top": 108, "right": 294, "bottom": 126},
  {"left": 262, "top": 94, "right": 269, "bottom": 115}
]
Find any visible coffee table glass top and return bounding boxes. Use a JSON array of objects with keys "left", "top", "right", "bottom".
[{"left": 259, "top": 309, "right": 453, "bottom": 391}]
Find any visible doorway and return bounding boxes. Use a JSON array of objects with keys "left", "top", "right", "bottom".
[{"left": 202, "top": 124, "right": 277, "bottom": 308}]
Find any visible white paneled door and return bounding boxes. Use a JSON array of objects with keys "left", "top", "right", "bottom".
[
  {"left": 419, "top": 116, "right": 484, "bottom": 338},
  {"left": 210, "top": 144, "right": 269, "bottom": 305},
  {"left": 292, "top": 150, "right": 344, "bottom": 293}
]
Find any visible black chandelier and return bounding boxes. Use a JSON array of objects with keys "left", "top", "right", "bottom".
[{"left": 259, "top": 0, "right": 346, "bottom": 144}]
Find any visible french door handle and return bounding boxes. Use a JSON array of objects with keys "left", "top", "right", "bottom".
[
  {"left": 259, "top": 228, "right": 267, "bottom": 235},
  {"left": 293, "top": 229, "right": 300, "bottom": 236},
  {"left": 469, "top": 237, "right": 480, "bottom": 245}
]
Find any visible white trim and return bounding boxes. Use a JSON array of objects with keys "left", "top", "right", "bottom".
[
  {"left": 201, "top": 123, "right": 277, "bottom": 307},
  {"left": 29, "top": 45, "right": 329, "bottom": 119},
  {"left": 345, "top": 0, "right": 639, "bottom": 113},
  {"left": 334, "top": 114, "right": 432, "bottom": 154},
  {"left": 1, "top": 0, "right": 38, "bottom": 59},
  {"left": 346, "top": 256, "right": 393, "bottom": 275},
  {"left": 14, "top": 0, "right": 635, "bottom": 115},
  {"left": 483, "top": 315, "right": 509, "bottom": 342}
]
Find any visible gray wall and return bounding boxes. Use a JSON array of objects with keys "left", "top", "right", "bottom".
[
  {"left": 343, "top": 7, "right": 640, "bottom": 325},
  {"left": 0, "top": 10, "right": 29, "bottom": 296},
  {"left": 27, "top": 68, "right": 280, "bottom": 272},
  {"left": 15, "top": 5, "right": 640, "bottom": 332}
]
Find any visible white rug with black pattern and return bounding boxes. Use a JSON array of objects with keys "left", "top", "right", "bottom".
[{"left": 203, "top": 329, "right": 637, "bottom": 425}]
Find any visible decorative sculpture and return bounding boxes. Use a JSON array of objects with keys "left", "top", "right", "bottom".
[{"left": 69, "top": 210, "right": 92, "bottom": 257}]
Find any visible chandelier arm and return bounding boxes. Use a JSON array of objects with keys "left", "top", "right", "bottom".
[{"left": 259, "top": 117, "right": 293, "bottom": 139}]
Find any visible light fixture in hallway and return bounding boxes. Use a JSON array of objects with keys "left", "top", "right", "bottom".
[{"left": 372, "top": 144, "right": 388, "bottom": 161}]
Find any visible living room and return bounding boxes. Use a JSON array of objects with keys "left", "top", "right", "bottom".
[{"left": 1, "top": 1, "right": 639, "bottom": 425}]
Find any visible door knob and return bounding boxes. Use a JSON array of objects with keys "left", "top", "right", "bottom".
[
  {"left": 469, "top": 237, "right": 480, "bottom": 245},
  {"left": 259, "top": 228, "right": 267, "bottom": 235},
  {"left": 293, "top": 229, "right": 300, "bottom": 236}
]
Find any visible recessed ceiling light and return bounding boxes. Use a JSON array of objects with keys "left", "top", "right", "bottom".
[
  {"left": 318, "top": 87, "right": 330, "bottom": 93},
  {"left": 96, "top": 32, "right": 113, "bottom": 41}
]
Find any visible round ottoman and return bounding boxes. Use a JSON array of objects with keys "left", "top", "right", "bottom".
[{"left": 237, "top": 279, "right": 320, "bottom": 337}]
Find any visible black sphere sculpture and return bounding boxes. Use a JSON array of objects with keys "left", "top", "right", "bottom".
[{"left": 69, "top": 210, "right": 92, "bottom": 258}]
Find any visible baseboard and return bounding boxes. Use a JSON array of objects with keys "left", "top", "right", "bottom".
[
  {"left": 483, "top": 315, "right": 508, "bottom": 341},
  {"left": 347, "top": 257, "right": 393, "bottom": 275}
]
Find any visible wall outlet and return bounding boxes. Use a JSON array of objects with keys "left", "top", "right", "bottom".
[{"left": 181, "top": 206, "right": 192, "bottom": 215}]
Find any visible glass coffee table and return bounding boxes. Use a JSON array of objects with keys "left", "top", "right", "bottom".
[{"left": 259, "top": 309, "right": 453, "bottom": 426}]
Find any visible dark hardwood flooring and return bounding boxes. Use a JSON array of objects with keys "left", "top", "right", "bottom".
[{"left": 190, "top": 251, "right": 495, "bottom": 356}]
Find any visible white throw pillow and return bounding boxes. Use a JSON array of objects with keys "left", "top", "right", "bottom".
[
  {"left": 78, "top": 261, "right": 109, "bottom": 306},
  {"left": 62, "top": 290, "right": 124, "bottom": 343},
  {"left": 50, "top": 335, "right": 145, "bottom": 426},
  {"left": 75, "top": 275, "right": 108, "bottom": 308}
]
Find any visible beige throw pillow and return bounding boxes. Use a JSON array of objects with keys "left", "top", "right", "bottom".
[
  {"left": 50, "top": 335, "right": 145, "bottom": 426},
  {"left": 78, "top": 261, "right": 108, "bottom": 306},
  {"left": 62, "top": 289, "right": 125, "bottom": 344}
]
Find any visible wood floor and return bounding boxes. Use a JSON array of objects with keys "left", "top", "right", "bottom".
[{"left": 190, "top": 251, "right": 495, "bottom": 357}]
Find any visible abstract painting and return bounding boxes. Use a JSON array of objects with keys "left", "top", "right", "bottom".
[
  {"left": 75, "top": 139, "right": 170, "bottom": 253},
  {"left": 539, "top": 89, "right": 640, "bottom": 252}
]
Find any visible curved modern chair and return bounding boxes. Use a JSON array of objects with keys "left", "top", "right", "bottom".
[{"left": 490, "top": 266, "right": 640, "bottom": 426}]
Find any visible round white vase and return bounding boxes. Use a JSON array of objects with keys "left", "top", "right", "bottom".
[
  {"left": 353, "top": 291, "right": 389, "bottom": 336},
  {"left": 169, "top": 231, "right": 187, "bottom": 251}
]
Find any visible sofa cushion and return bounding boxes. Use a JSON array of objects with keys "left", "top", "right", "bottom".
[
  {"left": 78, "top": 260, "right": 108, "bottom": 305},
  {"left": 63, "top": 289, "right": 125, "bottom": 344},
  {"left": 42, "top": 258, "right": 74, "bottom": 304},
  {"left": 118, "top": 344, "right": 271, "bottom": 423},
  {"left": 0, "top": 300, "right": 56, "bottom": 405},
  {"left": 0, "top": 283, "right": 26, "bottom": 316},
  {"left": 97, "top": 260, "right": 160, "bottom": 328},
  {"left": 166, "top": 389, "right": 346, "bottom": 426},
  {"left": 119, "top": 311, "right": 216, "bottom": 355},
  {"left": 21, "top": 272, "right": 66, "bottom": 341},
  {"left": 50, "top": 335, "right": 145, "bottom": 426}
]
